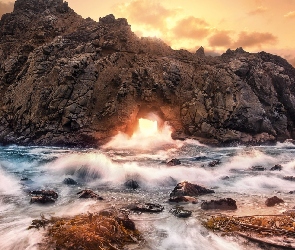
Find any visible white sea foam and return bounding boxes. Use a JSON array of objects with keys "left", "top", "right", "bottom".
[
  {"left": 0, "top": 167, "right": 21, "bottom": 196},
  {"left": 152, "top": 217, "right": 243, "bottom": 250},
  {"left": 103, "top": 122, "right": 184, "bottom": 151},
  {"left": 0, "top": 217, "right": 43, "bottom": 250},
  {"left": 1, "top": 142, "right": 295, "bottom": 250}
]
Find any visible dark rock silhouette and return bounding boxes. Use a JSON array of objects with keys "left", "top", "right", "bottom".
[
  {"left": 1, "top": 0, "right": 295, "bottom": 146},
  {"left": 166, "top": 158, "right": 181, "bottom": 166},
  {"left": 126, "top": 203, "right": 164, "bottom": 213},
  {"left": 77, "top": 189, "right": 103, "bottom": 199},
  {"left": 168, "top": 196, "right": 197, "bottom": 204},
  {"left": 124, "top": 179, "right": 140, "bottom": 189},
  {"left": 208, "top": 159, "right": 221, "bottom": 167},
  {"left": 63, "top": 177, "right": 78, "bottom": 185},
  {"left": 201, "top": 198, "right": 237, "bottom": 210},
  {"left": 265, "top": 196, "right": 284, "bottom": 207},
  {"left": 170, "top": 207, "right": 192, "bottom": 218},
  {"left": 283, "top": 176, "right": 295, "bottom": 181},
  {"left": 170, "top": 181, "right": 215, "bottom": 197},
  {"left": 270, "top": 164, "right": 283, "bottom": 171},
  {"left": 250, "top": 166, "right": 266, "bottom": 171},
  {"left": 30, "top": 189, "right": 58, "bottom": 203}
]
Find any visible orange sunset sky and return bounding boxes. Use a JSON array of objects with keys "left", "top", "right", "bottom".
[{"left": 1, "top": 0, "right": 295, "bottom": 66}]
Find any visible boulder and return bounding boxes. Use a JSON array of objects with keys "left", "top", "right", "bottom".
[
  {"left": 265, "top": 196, "right": 284, "bottom": 207},
  {"left": 30, "top": 190, "right": 58, "bottom": 204},
  {"left": 170, "top": 181, "right": 215, "bottom": 197},
  {"left": 77, "top": 189, "right": 103, "bottom": 200},
  {"left": 30, "top": 190, "right": 58, "bottom": 199},
  {"left": 167, "top": 158, "right": 181, "bottom": 166},
  {"left": 250, "top": 166, "right": 266, "bottom": 171},
  {"left": 99, "top": 209, "right": 136, "bottom": 230},
  {"left": 30, "top": 195, "right": 56, "bottom": 203},
  {"left": 201, "top": 198, "right": 237, "bottom": 210},
  {"left": 270, "top": 164, "right": 283, "bottom": 171},
  {"left": 208, "top": 160, "right": 221, "bottom": 167},
  {"left": 283, "top": 176, "right": 295, "bottom": 181},
  {"left": 63, "top": 178, "right": 78, "bottom": 185},
  {"left": 170, "top": 207, "right": 192, "bottom": 218},
  {"left": 126, "top": 203, "right": 164, "bottom": 213},
  {"left": 124, "top": 179, "right": 140, "bottom": 189},
  {"left": 169, "top": 196, "right": 197, "bottom": 204}
]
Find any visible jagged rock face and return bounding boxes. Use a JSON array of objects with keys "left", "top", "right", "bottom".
[{"left": 1, "top": 0, "right": 295, "bottom": 146}]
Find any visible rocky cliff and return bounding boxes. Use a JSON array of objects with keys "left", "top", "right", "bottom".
[{"left": 1, "top": 0, "right": 295, "bottom": 146}]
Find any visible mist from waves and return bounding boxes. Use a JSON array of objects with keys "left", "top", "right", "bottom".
[{"left": 0, "top": 137, "right": 295, "bottom": 249}]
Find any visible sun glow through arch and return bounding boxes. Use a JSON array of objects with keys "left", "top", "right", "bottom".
[
  {"left": 103, "top": 114, "right": 181, "bottom": 150},
  {"left": 138, "top": 118, "right": 158, "bottom": 136}
]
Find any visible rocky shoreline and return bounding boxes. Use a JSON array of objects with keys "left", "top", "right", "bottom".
[{"left": 1, "top": 0, "right": 295, "bottom": 147}]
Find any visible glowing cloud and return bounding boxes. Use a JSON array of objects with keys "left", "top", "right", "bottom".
[
  {"left": 247, "top": 6, "right": 268, "bottom": 15},
  {"left": 233, "top": 31, "right": 278, "bottom": 48},
  {"left": 115, "top": 0, "right": 178, "bottom": 34},
  {"left": 208, "top": 30, "right": 232, "bottom": 47},
  {"left": 0, "top": 1, "right": 13, "bottom": 17},
  {"left": 172, "top": 16, "right": 211, "bottom": 40},
  {"left": 284, "top": 11, "right": 295, "bottom": 18}
]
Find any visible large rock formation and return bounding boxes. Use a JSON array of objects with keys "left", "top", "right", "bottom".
[{"left": 1, "top": 0, "right": 295, "bottom": 146}]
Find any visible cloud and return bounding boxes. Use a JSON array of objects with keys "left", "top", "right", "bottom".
[
  {"left": 115, "top": 0, "right": 178, "bottom": 31},
  {"left": 171, "top": 16, "right": 211, "bottom": 40},
  {"left": 0, "top": 1, "right": 14, "bottom": 17},
  {"left": 233, "top": 31, "right": 278, "bottom": 48},
  {"left": 208, "top": 31, "right": 232, "bottom": 47},
  {"left": 284, "top": 11, "right": 295, "bottom": 18},
  {"left": 247, "top": 6, "right": 268, "bottom": 15}
]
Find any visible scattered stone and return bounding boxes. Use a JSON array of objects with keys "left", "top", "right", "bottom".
[
  {"left": 170, "top": 207, "right": 192, "bottom": 218},
  {"left": 221, "top": 176, "right": 230, "bottom": 180},
  {"left": 201, "top": 198, "right": 237, "bottom": 210},
  {"left": 270, "top": 164, "right": 283, "bottom": 171},
  {"left": 63, "top": 178, "right": 78, "bottom": 185},
  {"left": 170, "top": 181, "right": 215, "bottom": 198},
  {"left": 99, "top": 209, "right": 136, "bottom": 231},
  {"left": 31, "top": 195, "right": 56, "bottom": 203},
  {"left": 124, "top": 179, "right": 140, "bottom": 189},
  {"left": 30, "top": 190, "right": 58, "bottom": 204},
  {"left": 250, "top": 166, "right": 266, "bottom": 171},
  {"left": 77, "top": 189, "right": 103, "bottom": 200},
  {"left": 289, "top": 190, "right": 295, "bottom": 194},
  {"left": 31, "top": 190, "right": 58, "bottom": 199},
  {"left": 127, "top": 203, "right": 164, "bottom": 213},
  {"left": 208, "top": 160, "right": 221, "bottom": 167},
  {"left": 169, "top": 196, "right": 197, "bottom": 204},
  {"left": 166, "top": 158, "right": 181, "bottom": 166},
  {"left": 283, "top": 176, "right": 295, "bottom": 181},
  {"left": 265, "top": 196, "right": 284, "bottom": 207}
]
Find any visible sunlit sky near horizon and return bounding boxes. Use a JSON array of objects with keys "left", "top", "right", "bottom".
[{"left": 1, "top": 0, "right": 295, "bottom": 66}]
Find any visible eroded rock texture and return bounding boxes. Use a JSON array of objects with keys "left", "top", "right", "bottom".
[{"left": 1, "top": 0, "right": 295, "bottom": 146}]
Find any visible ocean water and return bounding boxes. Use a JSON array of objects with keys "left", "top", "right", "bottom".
[{"left": 1, "top": 123, "right": 295, "bottom": 249}]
